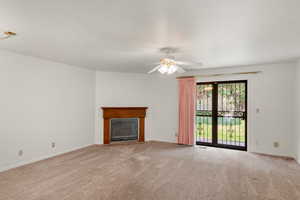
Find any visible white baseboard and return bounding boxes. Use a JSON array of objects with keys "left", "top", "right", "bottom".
[
  {"left": 149, "top": 140, "right": 176, "bottom": 144},
  {"left": 248, "top": 149, "right": 294, "bottom": 159},
  {"left": 149, "top": 138, "right": 177, "bottom": 144},
  {"left": 0, "top": 143, "right": 93, "bottom": 173}
]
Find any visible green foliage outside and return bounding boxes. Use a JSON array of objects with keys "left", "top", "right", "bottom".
[{"left": 196, "top": 117, "right": 246, "bottom": 143}]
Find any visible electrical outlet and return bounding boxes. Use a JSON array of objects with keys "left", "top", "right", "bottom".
[
  {"left": 273, "top": 142, "right": 279, "bottom": 148},
  {"left": 51, "top": 142, "right": 55, "bottom": 148},
  {"left": 18, "top": 150, "right": 23, "bottom": 156}
]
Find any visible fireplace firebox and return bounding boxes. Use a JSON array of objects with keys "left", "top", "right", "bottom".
[{"left": 110, "top": 118, "right": 139, "bottom": 141}]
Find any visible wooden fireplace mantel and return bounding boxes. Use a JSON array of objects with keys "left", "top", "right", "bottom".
[{"left": 101, "top": 107, "right": 148, "bottom": 144}]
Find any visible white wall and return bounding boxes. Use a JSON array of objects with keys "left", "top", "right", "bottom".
[
  {"left": 294, "top": 60, "right": 300, "bottom": 163},
  {"left": 95, "top": 71, "right": 178, "bottom": 144},
  {"left": 0, "top": 50, "right": 95, "bottom": 172},
  {"left": 129, "top": 62, "right": 295, "bottom": 158}
]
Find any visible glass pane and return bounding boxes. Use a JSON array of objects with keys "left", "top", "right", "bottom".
[
  {"left": 217, "top": 83, "right": 246, "bottom": 147},
  {"left": 196, "top": 84, "right": 213, "bottom": 144},
  {"left": 196, "top": 116, "right": 212, "bottom": 143}
]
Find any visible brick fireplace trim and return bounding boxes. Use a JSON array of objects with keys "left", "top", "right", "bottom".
[{"left": 101, "top": 107, "right": 148, "bottom": 144}]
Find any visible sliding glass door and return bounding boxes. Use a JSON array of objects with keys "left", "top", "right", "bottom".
[{"left": 196, "top": 81, "right": 247, "bottom": 151}]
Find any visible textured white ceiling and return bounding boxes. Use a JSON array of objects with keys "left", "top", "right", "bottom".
[{"left": 1, "top": 0, "right": 300, "bottom": 73}]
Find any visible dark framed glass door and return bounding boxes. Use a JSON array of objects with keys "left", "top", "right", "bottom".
[{"left": 196, "top": 80, "right": 247, "bottom": 151}]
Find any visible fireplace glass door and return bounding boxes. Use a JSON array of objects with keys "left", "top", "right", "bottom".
[{"left": 110, "top": 118, "right": 139, "bottom": 141}]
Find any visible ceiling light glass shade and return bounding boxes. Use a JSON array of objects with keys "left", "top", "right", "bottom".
[
  {"left": 158, "top": 65, "right": 168, "bottom": 74},
  {"left": 168, "top": 65, "right": 178, "bottom": 74},
  {"left": 157, "top": 64, "right": 180, "bottom": 74},
  {"left": 158, "top": 58, "right": 179, "bottom": 74}
]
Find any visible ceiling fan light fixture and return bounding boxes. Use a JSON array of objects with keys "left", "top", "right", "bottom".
[
  {"left": 0, "top": 31, "right": 16, "bottom": 40},
  {"left": 148, "top": 47, "right": 202, "bottom": 74},
  {"left": 156, "top": 58, "right": 179, "bottom": 74}
]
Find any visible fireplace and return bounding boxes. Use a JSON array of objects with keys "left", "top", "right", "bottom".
[{"left": 101, "top": 107, "right": 148, "bottom": 144}]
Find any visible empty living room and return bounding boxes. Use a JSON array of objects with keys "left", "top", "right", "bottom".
[{"left": 1, "top": 1, "right": 300, "bottom": 199}]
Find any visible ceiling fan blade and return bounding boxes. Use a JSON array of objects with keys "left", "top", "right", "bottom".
[
  {"left": 148, "top": 65, "right": 160, "bottom": 74},
  {"left": 182, "top": 66, "right": 203, "bottom": 70},
  {"left": 176, "top": 61, "right": 203, "bottom": 66},
  {"left": 177, "top": 67, "right": 186, "bottom": 73}
]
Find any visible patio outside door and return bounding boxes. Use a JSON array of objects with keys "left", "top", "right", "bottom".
[{"left": 196, "top": 80, "right": 247, "bottom": 151}]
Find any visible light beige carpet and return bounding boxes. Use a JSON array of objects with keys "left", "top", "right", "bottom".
[{"left": 0, "top": 142, "right": 299, "bottom": 200}]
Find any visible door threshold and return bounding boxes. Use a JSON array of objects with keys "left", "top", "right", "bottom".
[{"left": 196, "top": 142, "right": 247, "bottom": 151}]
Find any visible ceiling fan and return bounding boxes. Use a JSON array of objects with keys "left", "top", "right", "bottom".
[{"left": 148, "top": 47, "right": 202, "bottom": 75}]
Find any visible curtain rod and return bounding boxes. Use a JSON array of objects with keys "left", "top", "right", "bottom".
[{"left": 176, "top": 71, "right": 262, "bottom": 79}]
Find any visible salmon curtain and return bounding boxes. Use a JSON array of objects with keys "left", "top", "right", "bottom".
[{"left": 178, "top": 77, "right": 196, "bottom": 145}]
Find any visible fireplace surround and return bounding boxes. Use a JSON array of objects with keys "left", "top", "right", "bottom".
[{"left": 101, "top": 107, "right": 148, "bottom": 144}]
